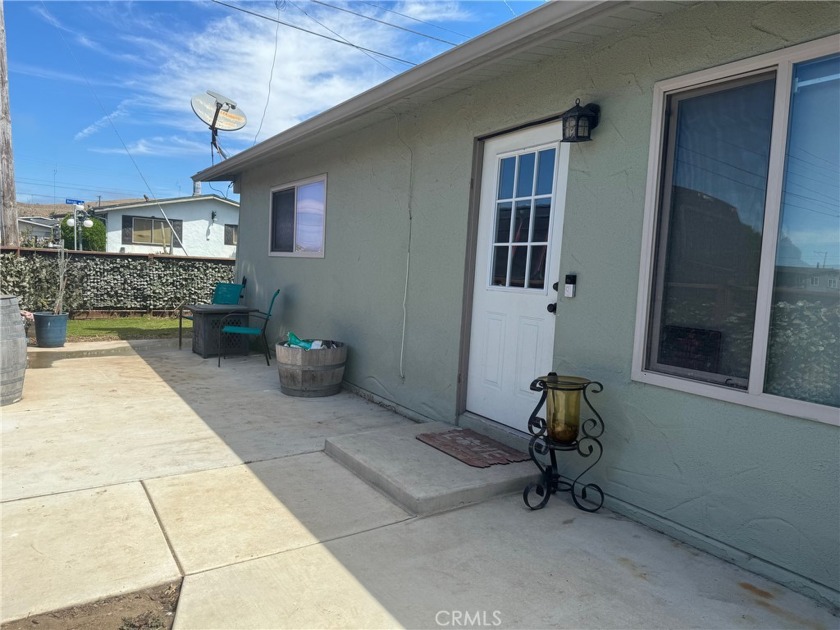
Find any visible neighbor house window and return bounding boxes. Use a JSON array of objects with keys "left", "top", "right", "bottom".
[
  {"left": 634, "top": 38, "right": 839, "bottom": 424},
  {"left": 269, "top": 175, "right": 326, "bottom": 257},
  {"left": 122, "top": 215, "right": 182, "bottom": 248},
  {"left": 224, "top": 224, "right": 238, "bottom": 246},
  {"left": 133, "top": 217, "right": 171, "bottom": 245}
]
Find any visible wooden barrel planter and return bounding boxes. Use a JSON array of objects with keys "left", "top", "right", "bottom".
[
  {"left": 276, "top": 341, "right": 347, "bottom": 397},
  {"left": 1, "top": 296, "right": 28, "bottom": 406}
]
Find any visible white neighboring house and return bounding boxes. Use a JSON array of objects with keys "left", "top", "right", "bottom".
[
  {"left": 99, "top": 194, "right": 239, "bottom": 258},
  {"left": 18, "top": 217, "right": 60, "bottom": 246}
]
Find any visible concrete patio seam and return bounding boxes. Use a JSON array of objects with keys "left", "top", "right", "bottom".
[
  {"left": 0, "top": 448, "right": 328, "bottom": 505},
  {"left": 178, "top": 515, "right": 418, "bottom": 578},
  {"left": 141, "top": 479, "right": 186, "bottom": 577}
]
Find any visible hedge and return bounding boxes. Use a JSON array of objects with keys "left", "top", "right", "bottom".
[{"left": 1, "top": 248, "right": 235, "bottom": 312}]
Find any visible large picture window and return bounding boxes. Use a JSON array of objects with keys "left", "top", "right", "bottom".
[
  {"left": 133, "top": 217, "right": 172, "bottom": 245},
  {"left": 634, "top": 38, "right": 839, "bottom": 424},
  {"left": 121, "top": 215, "right": 182, "bottom": 249},
  {"left": 269, "top": 175, "right": 326, "bottom": 257}
]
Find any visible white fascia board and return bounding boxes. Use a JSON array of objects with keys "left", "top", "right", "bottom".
[
  {"left": 193, "top": 0, "right": 618, "bottom": 183},
  {"left": 97, "top": 195, "right": 238, "bottom": 213}
]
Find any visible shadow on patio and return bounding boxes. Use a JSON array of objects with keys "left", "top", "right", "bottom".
[{"left": 1, "top": 340, "right": 836, "bottom": 629}]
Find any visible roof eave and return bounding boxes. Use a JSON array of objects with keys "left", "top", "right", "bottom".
[{"left": 97, "top": 195, "right": 239, "bottom": 213}]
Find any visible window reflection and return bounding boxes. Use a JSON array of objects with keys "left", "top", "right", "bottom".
[{"left": 765, "top": 54, "right": 840, "bottom": 407}]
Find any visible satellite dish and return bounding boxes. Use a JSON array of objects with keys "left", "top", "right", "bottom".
[
  {"left": 191, "top": 91, "right": 247, "bottom": 131},
  {"left": 191, "top": 90, "right": 247, "bottom": 161}
]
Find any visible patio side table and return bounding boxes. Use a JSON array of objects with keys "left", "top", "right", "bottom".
[{"left": 186, "top": 304, "right": 258, "bottom": 358}]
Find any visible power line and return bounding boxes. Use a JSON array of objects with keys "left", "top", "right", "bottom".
[
  {"left": 253, "top": 0, "right": 284, "bottom": 145},
  {"left": 42, "top": 1, "right": 188, "bottom": 253},
  {"left": 308, "top": 0, "right": 459, "bottom": 46},
  {"left": 290, "top": 0, "right": 397, "bottom": 75},
  {"left": 16, "top": 175, "right": 146, "bottom": 195},
  {"left": 211, "top": 0, "right": 416, "bottom": 66},
  {"left": 359, "top": 2, "right": 469, "bottom": 39}
]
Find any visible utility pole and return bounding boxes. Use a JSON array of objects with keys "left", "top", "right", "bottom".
[{"left": 0, "top": 0, "right": 19, "bottom": 246}]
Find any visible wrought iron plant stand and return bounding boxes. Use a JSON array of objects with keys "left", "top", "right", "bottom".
[{"left": 523, "top": 373, "right": 605, "bottom": 512}]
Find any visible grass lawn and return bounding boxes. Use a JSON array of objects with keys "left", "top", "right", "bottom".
[{"left": 62, "top": 315, "right": 190, "bottom": 342}]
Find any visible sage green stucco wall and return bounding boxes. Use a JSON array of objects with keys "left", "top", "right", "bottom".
[{"left": 236, "top": 2, "right": 839, "bottom": 605}]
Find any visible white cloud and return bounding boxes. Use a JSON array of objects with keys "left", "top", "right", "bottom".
[
  {"left": 90, "top": 1, "right": 453, "bottom": 154},
  {"left": 89, "top": 136, "right": 209, "bottom": 157},
  {"left": 396, "top": 1, "right": 473, "bottom": 23},
  {"left": 75, "top": 102, "right": 131, "bottom": 141},
  {"left": 30, "top": 5, "right": 65, "bottom": 30}
]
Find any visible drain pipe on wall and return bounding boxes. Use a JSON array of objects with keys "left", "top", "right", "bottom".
[{"left": 392, "top": 109, "right": 414, "bottom": 380}]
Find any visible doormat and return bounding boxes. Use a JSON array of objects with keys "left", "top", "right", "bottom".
[{"left": 416, "top": 428, "right": 530, "bottom": 468}]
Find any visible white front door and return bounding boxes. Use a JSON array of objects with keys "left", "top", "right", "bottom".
[{"left": 466, "top": 123, "right": 569, "bottom": 432}]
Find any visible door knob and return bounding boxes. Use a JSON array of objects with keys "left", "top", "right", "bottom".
[{"left": 547, "top": 302, "right": 557, "bottom": 313}]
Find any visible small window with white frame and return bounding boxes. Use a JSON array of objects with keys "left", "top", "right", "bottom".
[
  {"left": 269, "top": 175, "right": 327, "bottom": 257},
  {"left": 633, "top": 37, "right": 839, "bottom": 424}
]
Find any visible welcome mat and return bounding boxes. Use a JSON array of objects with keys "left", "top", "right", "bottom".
[{"left": 416, "top": 428, "right": 530, "bottom": 468}]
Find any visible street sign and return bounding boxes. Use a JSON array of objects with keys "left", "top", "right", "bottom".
[{"left": 65, "top": 198, "right": 85, "bottom": 205}]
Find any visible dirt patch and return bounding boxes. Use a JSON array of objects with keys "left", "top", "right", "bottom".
[{"left": 2, "top": 581, "right": 181, "bottom": 630}]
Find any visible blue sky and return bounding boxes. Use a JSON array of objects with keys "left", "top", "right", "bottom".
[{"left": 7, "top": 0, "right": 542, "bottom": 207}]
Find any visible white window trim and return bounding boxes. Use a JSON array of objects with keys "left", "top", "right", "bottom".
[
  {"left": 632, "top": 35, "right": 840, "bottom": 427},
  {"left": 268, "top": 174, "right": 327, "bottom": 258}
]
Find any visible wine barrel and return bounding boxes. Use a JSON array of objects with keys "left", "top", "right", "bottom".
[
  {"left": 276, "top": 341, "right": 347, "bottom": 397},
  {"left": 1, "top": 296, "right": 28, "bottom": 406}
]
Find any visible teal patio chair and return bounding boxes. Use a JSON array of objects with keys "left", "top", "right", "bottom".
[
  {"left": 218, "top": 289, "right": 281, "bottom": 367},
  {"left": 179, "top": 279, "right": 246, "bottom": 349}
]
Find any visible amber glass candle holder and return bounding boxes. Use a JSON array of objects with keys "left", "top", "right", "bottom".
[{"left": 542, "top": 374, "right": 591, "bottom": 444}]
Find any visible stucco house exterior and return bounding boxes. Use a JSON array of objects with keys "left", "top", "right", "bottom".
[
  {"left": 194, "top": 1, "right": 840, "bottom": 608},
  {"left": 98, "top": 194, "right": 239, "bottom": 258},
  {"left": 17, "top": 217, "right": 59, "bottom": 246}
]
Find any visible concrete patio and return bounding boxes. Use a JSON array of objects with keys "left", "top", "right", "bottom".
[{"left": 1, "top": 340, "right": 837, "bottom": 628}]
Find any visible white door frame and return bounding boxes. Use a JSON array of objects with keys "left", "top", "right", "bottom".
[{"left": 457, "top": 120, "right": 570, "bottom": 429}]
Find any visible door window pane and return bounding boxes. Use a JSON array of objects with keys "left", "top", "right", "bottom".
[
  {"left": 765, "top": 54, "right": 840, "bottom": 407},
  {"left": 533, "top": 199, "right": 551, "bottom": 242},
  {"left": 516, "top": 152, "right": 535, "bottom": 197},
  {"left": 492, "top": 246, "right": 509, "bottom": 286},
  {"left": 648, "top": 75, "right": 776, "bottom": 385},
  {"left": 495, "top": 202, "right": 512, "bottom": 243},
  {"left": 535, "top": 149, "right": 556, "bottom": 196},
  {"left": 529, "top": 245, "right": 547, "bottom": 289},
  {"left": 498, "top": 157, "right": 515, "bottom": 199},
  {"left": 513, "top": 201, "right": 531, "bottom": 242},
  {"left": 510, "top": 246, "right": 527, "bottom": 288}
]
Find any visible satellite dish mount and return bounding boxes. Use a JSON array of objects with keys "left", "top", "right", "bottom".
[{"left": 191, "top": 90, "right": 247, "bottom": 163}]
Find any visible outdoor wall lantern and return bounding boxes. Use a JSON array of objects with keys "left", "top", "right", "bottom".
[
  {"left": 66, "top": 204, "right": 93, "bottom": 251},
  {"left": 560, "top": 99, "right": 600, "bottom": 142}
]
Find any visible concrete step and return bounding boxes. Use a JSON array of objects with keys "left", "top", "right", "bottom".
[{"left": 324, "top": 421, "right": 540, "bottom": 516}]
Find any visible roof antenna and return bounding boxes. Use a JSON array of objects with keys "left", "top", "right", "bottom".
[{"left": 191, "top": 90, "right": 247, "bottom": 163}]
